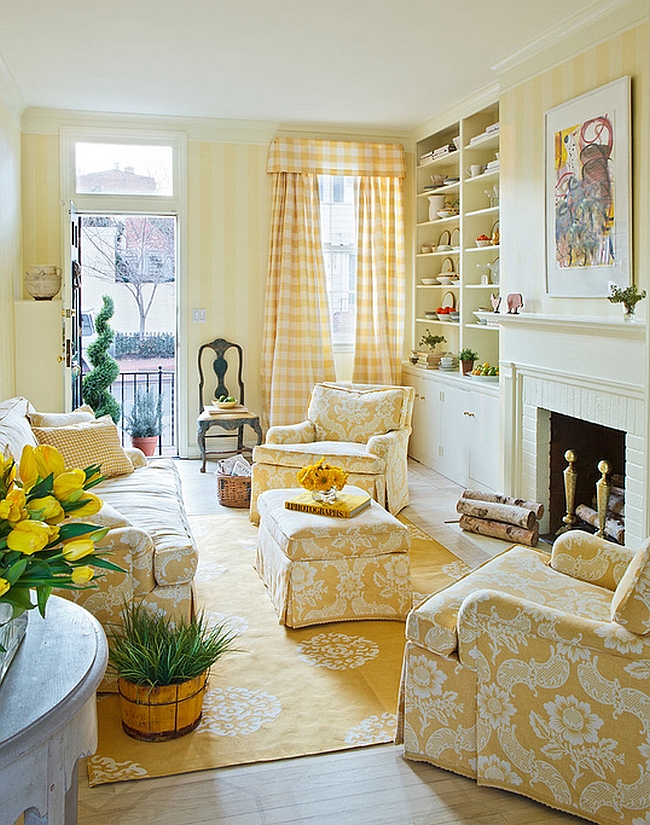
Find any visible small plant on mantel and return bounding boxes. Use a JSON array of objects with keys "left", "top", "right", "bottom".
[
  {"left": 419, "top": 329, "right": 446, "bottom": 352},
  {"left": 608, "top": 282, "right": 646, "bottom": 320}
]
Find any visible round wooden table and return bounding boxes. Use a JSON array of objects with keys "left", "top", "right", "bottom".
[{"left": 0, "top": 596, "right": 108, "bottom": 825}]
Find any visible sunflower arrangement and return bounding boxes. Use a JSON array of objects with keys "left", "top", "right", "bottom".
[
  {"left": 297, "top": 458, "right": 349, "bottom": 494},
  {"left": 0, "top": 443, "right": 123, "bottom": 623}
]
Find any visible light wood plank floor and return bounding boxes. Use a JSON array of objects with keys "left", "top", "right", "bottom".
[{"left": 76, "top": 459, "right": 584, "bottom": 825}]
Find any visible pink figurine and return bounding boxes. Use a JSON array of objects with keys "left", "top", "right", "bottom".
[{"left": 506, "top": 293, "right": 524, "bottom": 314}]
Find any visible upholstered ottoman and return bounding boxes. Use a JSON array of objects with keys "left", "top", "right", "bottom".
[{"left": 256, "top": 486, "right": 412, "bottom": 627}]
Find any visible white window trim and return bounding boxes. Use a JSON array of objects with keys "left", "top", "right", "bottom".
[{"left": 59, "top": 126, "right": 191, "bottom": 456}]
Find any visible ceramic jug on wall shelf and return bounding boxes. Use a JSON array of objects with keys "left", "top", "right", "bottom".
[{"left": 427, "top": 195, "right": 446, "bottom": 222}]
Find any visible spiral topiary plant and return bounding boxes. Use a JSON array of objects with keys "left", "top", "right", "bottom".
[{"left": 82, "top": 295, "right": 121, "bottom": 423}]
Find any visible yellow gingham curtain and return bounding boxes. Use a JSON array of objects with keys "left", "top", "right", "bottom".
[
  {"left": 261, "top": 171, "right": 336, "bottom": 428},
  {"left": 352, "top": 175, "right": 405, "bottom": 384},
  {"left": 263, "top": 137, "right": 406, "bottom": 425}
]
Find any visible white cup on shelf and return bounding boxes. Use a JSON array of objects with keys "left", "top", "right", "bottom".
[{"left": 469, "top": 164, "right": 482, "bottom": 177}]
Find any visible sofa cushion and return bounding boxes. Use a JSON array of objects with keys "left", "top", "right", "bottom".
[
  {"left": 611, "top": 538, "right": 650, "bottom": 634},
  {"left": 407, "top": 545, "right": 613, "bottom": 658},
  {"left": 253, "top": 441, "right": 384, "bottom": 473},
  {"left": 28, "top": 406, "right": 95, "bottom": 427},
  {"left": 0, "top": 397, "right": 39, "bottom": 461},
  {"left": 96, "top": 459, "right": 198, "bottom": 586},
  {"left": 32, "top": 420, "right": 134, "bottom": 478},
  {"left": 307, "top": 383, "right": 408, "bottom": 443}
]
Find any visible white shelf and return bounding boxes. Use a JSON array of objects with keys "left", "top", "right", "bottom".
[
  {"left": 465, "top": 206, "right": 500, "bottom": 217},
  {"left": 463, "top": 169, "right": 499, "bottom": 183},
  {"left": 464, "top": 132, "right": 500, "bottom": 151},
  {"left": 414, "top": 103, "right": 500, "bottom": 371}
]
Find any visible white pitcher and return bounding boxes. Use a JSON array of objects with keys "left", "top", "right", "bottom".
[{"left": 427, "top": 195, "right": 446, "bottom": 221}]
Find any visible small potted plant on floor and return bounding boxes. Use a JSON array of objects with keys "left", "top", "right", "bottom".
[
  {"left": 108, "top": 603, "right": 238, "bottom": 741},
  {"left": 125, "top": 390, "right": 162, "bottom": 456},
  {"left": 459, "top": 347, "right": 479, "bottom": 375}
]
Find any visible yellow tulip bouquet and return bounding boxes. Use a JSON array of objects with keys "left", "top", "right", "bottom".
[
  {"left": 0, "top": 443, "right": 123, "bottom": 627},
  {"left": 297, "top": 458, "right": 349, "bottom": 494}
]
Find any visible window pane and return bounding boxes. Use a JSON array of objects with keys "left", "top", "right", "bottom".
[
  {"left": 75, "top": 142, "right": 173, "bottom": 196},
  {"left": 319, "top": 175, "right": 358, "bottom": 346}
]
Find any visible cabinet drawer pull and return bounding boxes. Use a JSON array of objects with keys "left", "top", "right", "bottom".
[{"left": 463, "top": 410, "right": 475, "bottom": 417}]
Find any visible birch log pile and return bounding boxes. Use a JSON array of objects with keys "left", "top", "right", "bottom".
[{"left": 457, "top": 489, "right": 543, "bottom": 546}]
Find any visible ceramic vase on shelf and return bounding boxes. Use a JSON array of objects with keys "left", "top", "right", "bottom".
[
  {"left": 427, "top": 195, "right": 446, "bottom": 222},
  {"left": 24, "top": 265, "right": 62, "bottom": 301},
  {"left": 311, "top": 488, "right": 340, "bottom": 505}
]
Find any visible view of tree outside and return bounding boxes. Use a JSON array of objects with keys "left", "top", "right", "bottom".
[{"left": 82, "top": 215, "right": 175, "bottom": 338}]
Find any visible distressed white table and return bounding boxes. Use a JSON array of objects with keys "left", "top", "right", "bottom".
[{"left": 0, "top": 596, "right": 108, "bottom": 825}]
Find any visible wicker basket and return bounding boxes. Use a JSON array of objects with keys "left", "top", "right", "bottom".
[{"left": 216, "top": 473, "right": 251, "bottom": 508}]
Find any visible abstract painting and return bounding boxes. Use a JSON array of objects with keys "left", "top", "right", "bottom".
[{"left": 546, "top": 77, "right": 631, "bottom": 297}]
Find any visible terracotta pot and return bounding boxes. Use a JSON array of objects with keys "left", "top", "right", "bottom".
[
  {"left": 118, "top": 672, "right": 208, "bottom": 741},
  {"left": 131, "top": 436, "right": 158, "bottom": 456},
  {"left": 461, "top": 359, "right": 475, "bottom": 375}
]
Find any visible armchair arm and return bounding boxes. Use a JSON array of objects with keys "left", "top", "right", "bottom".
[
  {"left": 457, "top": 588, "right": 645, "bottom": 674},
  {"left": 366, "top": 428, "right": 409, "bottom": 458},
  {"left": 265, "top": 420, "right": 316, "bottom": 445},
  {"left": 551, "top": 531, "right": 634, "bottom": 591}
]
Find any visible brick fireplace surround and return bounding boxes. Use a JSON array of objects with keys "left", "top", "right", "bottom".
[{"left": 499, "top": 316, "right": 648, "bottom": 549}]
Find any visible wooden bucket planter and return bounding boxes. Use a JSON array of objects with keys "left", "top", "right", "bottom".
[{"left": 118, "top": 672, "right": 208, "bottom": 741}]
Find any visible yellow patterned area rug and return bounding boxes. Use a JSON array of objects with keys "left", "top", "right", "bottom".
[{"left": 87, "top": 512, "right": 470, "bottom": 786}]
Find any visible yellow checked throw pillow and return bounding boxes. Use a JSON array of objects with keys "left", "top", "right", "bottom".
[{"left": 32, "top": 420, "right": 134, "bottom": 478}]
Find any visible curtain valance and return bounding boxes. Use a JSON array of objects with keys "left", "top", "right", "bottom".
[{"left": 267, "top": 137, "right": 406, "bottom": 179}]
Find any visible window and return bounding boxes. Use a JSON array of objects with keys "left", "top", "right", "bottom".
[
  {"left": 74, "top": 142, "right": 174, "bottom": 196},
  {"left": 318, "top": 175, "right": 358, "bottom": 347}
]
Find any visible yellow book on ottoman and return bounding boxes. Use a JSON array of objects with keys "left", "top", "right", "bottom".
[{"left": 285, "top": 491, "right": 371, "bottom": 518}]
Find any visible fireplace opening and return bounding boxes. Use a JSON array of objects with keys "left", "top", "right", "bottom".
[{"left": 548, "top": 412, "right": 626, "bottom": 543}]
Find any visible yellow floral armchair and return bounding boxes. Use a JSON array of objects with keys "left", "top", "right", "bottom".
[
  {"left": 397, "top": 530, "right": 650, "bottom": 825},
  {"left": 250, "top": 383, "right": 415, "bottom": 523}
]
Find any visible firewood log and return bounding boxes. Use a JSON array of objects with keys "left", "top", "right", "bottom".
[
  {"left": 459, "top": 514, "right": 539, "bottom": 547},
  {"left": 575, "top": 504, "right": 625, "bottom": 544},
  {"left": 462, "top": 489, "right": 544, "bottom": 519},
  {"left": 456, "top": 497, "right": 537, "bottom": 529}
]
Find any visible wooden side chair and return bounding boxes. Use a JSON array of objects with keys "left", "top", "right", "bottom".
[{"left": 196, "top": 338, "right": 263, "bottom": 473}]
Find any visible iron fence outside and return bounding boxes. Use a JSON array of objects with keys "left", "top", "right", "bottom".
[{"left": 111, "top": 366, "right": 176, "bottom": 456}]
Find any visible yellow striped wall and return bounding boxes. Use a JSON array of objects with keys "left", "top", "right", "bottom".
[
  {"left": 499, "top": 20, "right": 649, "bottom": 319},
  {"left": 186, "top": 140, "right": 270, "bottom": 431},
  {"left": 0, "top": 96, "right": 21, "bottom": 398}
]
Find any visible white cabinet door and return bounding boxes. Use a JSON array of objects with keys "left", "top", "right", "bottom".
[
  {"left": 466, "top": 390, "right": 500, "bottom": 491},
  {"left": 406, "top": 372, "right": 439, "bottom": 467},
  {"left": 437, "top": 383, "right": 470, "bottom": 484}
]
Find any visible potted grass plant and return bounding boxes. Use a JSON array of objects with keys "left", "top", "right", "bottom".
[
  {"left": 108, "top": 603, "right": 237, "bottom": 741},
  {"left": 125, "top": 390, "right": 162, "bottom": 456}
]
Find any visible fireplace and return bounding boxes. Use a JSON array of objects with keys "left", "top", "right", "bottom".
[
  {"left": 547, "top": 412, "right": 626, "bottom": 541},
  {"left": 508, "top": 366, "right": 646, "bottom": 548}
]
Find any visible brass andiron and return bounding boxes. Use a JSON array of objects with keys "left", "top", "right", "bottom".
[
  {"left": 596, "top": 459, "right": 612, "bottom": 538},
  {"left": 557, "top": 449, "right": 578, "bottom": 535}
]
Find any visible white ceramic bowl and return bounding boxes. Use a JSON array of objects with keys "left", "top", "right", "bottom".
[
  {"left": 438, "top": 209, "right": 457, "bottom": 219},
  {"left": 436, "top": 276, "right": 452, "bottom": 285},
  {"left": 475, "top": 239, "right": 492, "bottom": 247},
  {"left": 214, "top": 399, "right": 238, "bottom": 408},
  {"left": 421, "top": 278, "right": 437, "bottom": 285}
]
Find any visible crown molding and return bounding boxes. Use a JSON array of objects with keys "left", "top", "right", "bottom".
[
  {"left": 21, "top": 107, "right": 278, "bottom": 144},
  {"left": 410, "top": 82, "right": 499, "bottom": 143},
  {"left": 492, "top": 0, "right": 648, "bottom": 91}
]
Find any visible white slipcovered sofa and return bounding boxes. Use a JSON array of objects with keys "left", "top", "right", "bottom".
[{"left": 0, "top": 397, "right": 198, "bottom": 689}]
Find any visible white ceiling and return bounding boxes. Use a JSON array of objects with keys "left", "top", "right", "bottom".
[{"left": 0, "top": 0, "right": 610, "bottom": 130}]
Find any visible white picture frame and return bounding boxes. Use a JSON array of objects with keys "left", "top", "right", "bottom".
[{"left": 545, "top": 76, "right": 631, "bottom": 297}]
